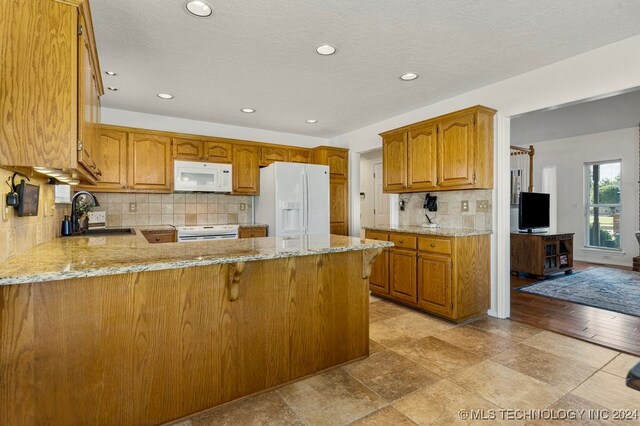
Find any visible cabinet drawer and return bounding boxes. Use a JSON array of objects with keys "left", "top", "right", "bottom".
[
  {"left": 142, "top": 231, "right": 176, "bottom": 244},
  {"left": 389, "top": 233, "right": 417, "bottom": 250},
  {"left": 239, "top": 227, "right": 267, "bottom": 238},
  {"left": 418, "top": 236, "right": 452, "bottom": 255},
  {"left": 364, "top": 230, "right": 389, "bottom": 241}
]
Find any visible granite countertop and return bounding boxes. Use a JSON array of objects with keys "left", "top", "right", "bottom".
[
  {"left": 362, "top": 225, "right": 492, "bottom": 237},
  {"left": 0, "top": 230, "right": 392, "bottom": 286},
  {"left": 239, "top": 224, "right": 268, "bottom": 228}
]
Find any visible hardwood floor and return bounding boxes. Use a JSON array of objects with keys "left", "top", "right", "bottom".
[{"left": 510, "top": 261, "right": 640, "bottom": 356}]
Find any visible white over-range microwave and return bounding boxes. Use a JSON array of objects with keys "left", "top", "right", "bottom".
[{"left": 174, "top": 160, "right": 232, "bottom": 193}]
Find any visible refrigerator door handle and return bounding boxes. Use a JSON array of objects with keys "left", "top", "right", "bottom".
[{"left": 304, "top": 171, "right": 309, "bottom": 234}]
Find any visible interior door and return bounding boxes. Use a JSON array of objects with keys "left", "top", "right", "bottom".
[{"left": 373, "top": 163, "right": 390, "bottom": 227}]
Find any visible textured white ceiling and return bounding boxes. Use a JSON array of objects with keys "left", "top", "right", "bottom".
[
  {"left": 92, "top": 0, "right": 640, "bottom": 138},
  {"left": 512, "top": 88, "right": 640, "bottom": 145}
]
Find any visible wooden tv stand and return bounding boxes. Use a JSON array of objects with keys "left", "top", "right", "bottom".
[{"left": 511, "top": 232, "right": 574, "bottom": 279}]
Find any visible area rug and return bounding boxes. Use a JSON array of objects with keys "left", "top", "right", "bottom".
[{"left": 517, "top": 267, "right": 640, "bottom": 317}]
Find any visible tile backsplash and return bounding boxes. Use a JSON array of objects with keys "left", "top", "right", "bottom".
[
  {"left": 397, "top": 189, "right": 492, "bottom": 231},
  {"left": 92, "top": 193, "right": 253, "bottom": 227},
  {"left": 0, "top": 168, "right": 69, "bottom": 261}
]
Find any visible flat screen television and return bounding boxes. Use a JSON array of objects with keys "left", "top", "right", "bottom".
[
  {"left": 518, "top": 192, "right": 550, "bottom": 233},
  {"left": 17, "top": 180, "right": 40, "bottom": 217}
]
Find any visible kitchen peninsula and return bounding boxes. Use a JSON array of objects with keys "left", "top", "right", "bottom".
[{"left": 0, "top": 231, "right": 391, "bottom": 425}]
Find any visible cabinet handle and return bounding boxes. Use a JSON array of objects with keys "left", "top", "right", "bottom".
[
  {"left": 436, "top": 177, "right": 439, "bottom": 186},
  {"left": 473, "top": 172, "right": 477, "bottom": 184}
]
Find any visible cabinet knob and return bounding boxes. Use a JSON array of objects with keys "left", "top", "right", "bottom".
[
  {"left": 399, "top": 240, "right": 404, "bottom": 244},
  {"left": 430, "top": 243, "right": 435, "bottom": 248},
  {"left": 155, "top": 237, "right": 160, "bottom": 242}
]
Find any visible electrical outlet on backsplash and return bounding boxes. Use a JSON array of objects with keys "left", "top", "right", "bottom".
[
  {"left": 91, "top": 193, "right": 254, "bottom": 227},
  {"left": 398, "top": 190, "right": 493, "bottom": 231}
]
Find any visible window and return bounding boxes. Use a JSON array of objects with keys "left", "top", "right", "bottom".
[{"left": 584, "top": 160, "right": 621, "bottom": 250}]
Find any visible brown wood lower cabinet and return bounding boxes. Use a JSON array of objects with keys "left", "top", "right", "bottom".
[
  {"left": 141, "top": 230, "right": 176, "bottom": 244},
  {"left": 238, "top": 226, "right": 267, "bottom": 238},
  {"left": 365, "top": 229, "right": 490, "bottom": 322},
  {"left": 417, "top": 252, "right": 453, "bottom": 317},
  {"left": 389, "top": 248, "right": 417, "bottom": 303}
]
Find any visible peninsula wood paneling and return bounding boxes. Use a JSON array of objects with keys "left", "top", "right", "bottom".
[{"left": 0, "top": 251, "right": 371, "bottom": 425}]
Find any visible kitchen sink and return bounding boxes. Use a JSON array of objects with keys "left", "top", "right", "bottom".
[{"left": 73, "top": 228, "right": 136, "bottom": 236}]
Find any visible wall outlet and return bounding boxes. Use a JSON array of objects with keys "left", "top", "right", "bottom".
[
  {"left": 477, "top": 200, "right": 489, "bottom": 212},
  {"left": 239, "top": 203, "right": 246, "bottom": 211},
  {"left": 461, "top": 200, "right": 469, "bottom": 212},
  {"left": 129, "top": 202, "right": 137, "bottom": 212}
]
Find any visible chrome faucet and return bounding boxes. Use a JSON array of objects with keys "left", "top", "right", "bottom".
[{"left": 71, "top": 191, "right": 100, "bottom": 233}]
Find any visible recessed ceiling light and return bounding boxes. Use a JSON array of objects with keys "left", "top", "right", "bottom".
[
  {"left": 105, "top": 71, "right": 117, "bottom": 76},
  {"left": 107, "top": 86, "right": 118, "bottom": 91},
  {"left": 305, "top": 119, "right": 318, "bottom": 124},
  {"left": 316, "top": 44, "right": 336, "bottom": 55},
  {"left": 157, "top": 93, "right": 174, "bottom": 99},
  {"left": 185, "top": 0, "right": 213, "bottom": 17},
  {"left": 400, "top": 72, "right": 419, "bottom": 81},
  {"left": 241, "top": 108, "right": 255, "bottom": 113}
]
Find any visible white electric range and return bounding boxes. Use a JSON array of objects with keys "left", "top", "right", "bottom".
[{"left": 176, "top": 225, "right": 239, "bottom": 242}]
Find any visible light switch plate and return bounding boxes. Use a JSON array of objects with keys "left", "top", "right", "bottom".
[{"left": 461, "top": 200, "right": 469, "bottom": 212}]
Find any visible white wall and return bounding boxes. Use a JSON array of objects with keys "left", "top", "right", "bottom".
[
  {"left": 531, "top": 127, "right": 638, "bottom": 266},
  {"left": 333, "top": 34, "right": 640, "bottom": 318},
  {"left": 101, "top": 108, "right": 330, "bottom": 148}
]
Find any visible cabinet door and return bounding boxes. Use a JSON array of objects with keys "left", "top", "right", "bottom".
[
  {"left": 90, "top": 129, "right": 128, "bottom": 191},
  {"left": 329, "top": 177, "right": 348, "bottom": 236},
  {"left": 407, "top": 123, "right": 438, "bottom": 190},
  {"left": 128, "top": 132, "right": 173, "bottom": 192},
  {"left": 77, "top": 21, "right": 99, "bottom": 179},
  {"left": 232, "top": 144, "right": 260, "bottom": 194},
  {"left": 417, "top": 252, "right": 453, "bottom": 317},
  {"left": 325, "top": 149, "right": 348, "bottom": 178},
  {"left": 173, "top": 138, "right": 203, "bottom": 160},
  {"left": 288, "top": 148, "right": 311, "bottom": 164},
  {"left": 389, "top": 248, "right": 417, "bottom": 303},
  {"left": 260, "top": 146, "right": 288, "bottom": 166},
  {"left": 369, "top": 249, "right": 389, "bottom": 295},
  {"left": 204, "top": 141, "right": 232, "bottom": 163},
  {"left": 438, "top": 112, "right": 475, "bottom": 188},
  {"left": 382, "top": 130, "right": 407, "bottom": 192}
]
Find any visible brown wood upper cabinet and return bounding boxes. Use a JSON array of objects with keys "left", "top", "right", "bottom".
[
  {"left": 312, "top": 146, "right": 349, "bottom": 178},
  {"left": 173, "top": 138, "right": 233, "bottom": 163},
  {"left": 232, "top": 144, "right": 260, "bottom": 195},
  {"left": 380, "top": 106, "right": 495, "bottom": 193},
  {"left": 0, "top": 0, "right": 103, "bottom": 183},
  {"left": 288, "top": 148, "right": 311, "bottom": 164},
  {"left": 173, "top": 138, "right": 204, "bottom": 161},
  {"left": 86, "top": 129, "right": 127, "bottom": 191},
  {"left": 77, "top": 11, "right": 102, "bottom": 181},
  {"left": 128, "top": 132, "right": 173, "bottom": 191},
  {"left": 260, "top": 146, "right": 288, "bottom": 166}
]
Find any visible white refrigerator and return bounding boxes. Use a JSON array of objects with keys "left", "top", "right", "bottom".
[{"left": 255, "top": 162, "right": 330, "bottom": 236}]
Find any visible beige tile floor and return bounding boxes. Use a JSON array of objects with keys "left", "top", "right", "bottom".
[{"left": 174, "top": 297, "right": 640, "bottom": 426}]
